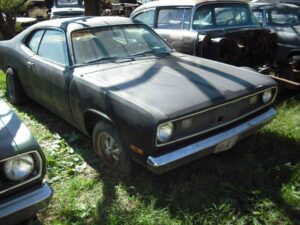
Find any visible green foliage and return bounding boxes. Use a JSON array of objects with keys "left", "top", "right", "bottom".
[{"left": 0, "top": 0, "right": 27, "bottom": 12}]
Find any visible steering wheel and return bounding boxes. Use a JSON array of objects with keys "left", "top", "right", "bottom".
[{"left": 225, "top": 19, "right": 236, "bottom": 26}]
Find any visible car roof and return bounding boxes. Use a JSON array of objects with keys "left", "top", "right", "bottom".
[
  {"left": 134, "top": 0, "right": 249, "bottom": 11},
  {"left": 251, "top": 0, "right": 300, "bottom": 3},
  {"left": 32, "top": 16, "right": 137, "bottom": 32},
  {"left": 251, "top": 2, "right": 299, "bottom": 10}
]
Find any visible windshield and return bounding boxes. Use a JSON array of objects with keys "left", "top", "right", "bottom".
[
  {"left": 193, "top": 3, "right": 259, "bottom": 30},
  {"left": 269, "top": 9, "right": 300, "bottom": 26},
  {"left": 72, "top": 25, "right": 172, "bottom": 64},
  {"left": 56, "top": 0, "right": 83, "bottom": 7}
]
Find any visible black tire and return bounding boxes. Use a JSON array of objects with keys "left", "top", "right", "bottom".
[
  {"left": 280, "top": 57, "right": 296, "bottom": 81},
  {"left": 5, "top": 68, "right": 28, "bottom": 105},
  {"left": 92, "top": 121, "right": 133, "bottom": 175}
]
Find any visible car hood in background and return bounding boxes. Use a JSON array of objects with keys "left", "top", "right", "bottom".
[
  {"left": 16, "top": 17, "right": 37, "bottom": 24},
  {"left": 76, "top": 53, "right": 276, "bottom": 119},
  {"left": 52, "top": 7, "right": 84, "bottom": 14},
  {"left": 0, "top": 99, "right": 39, "bottom": 159},
  {"left": 273, "top": 25, "right": 300, "bottom": 47}
]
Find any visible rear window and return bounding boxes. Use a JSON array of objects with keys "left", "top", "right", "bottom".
[{"left": 134, "top": 10, "right": 155, "bottom": 28}]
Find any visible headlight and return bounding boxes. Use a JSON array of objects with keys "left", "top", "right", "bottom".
[
  {"left": 262, "top": 90, "right": 272, "bottom": 103},
  {"left": 4, "top": 154, "right": 35, "bottom": 181},
  {"left": 157, "top": 122, "right": 174, "bottom": 143}
]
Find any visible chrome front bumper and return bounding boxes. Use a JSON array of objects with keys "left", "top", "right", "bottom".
[
  {"left": 0, "top": 182, "right": 52, "bottom": 225},
  {"left": 147, "top": 108, "right": 276, "bottom": 174}
]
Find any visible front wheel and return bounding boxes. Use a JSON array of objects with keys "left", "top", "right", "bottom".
[
  {"left": 92, "top": 121, "right": 133, "bottom": 175},
  {"left": 5, "top": 68, "right": 28, "bottom": 105}
]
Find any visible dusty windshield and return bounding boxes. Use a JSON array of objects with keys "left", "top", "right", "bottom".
[
  {"left": 193, "top": 3, "right": 259, "bottom": 30},
  {"left": 56, "top": 0, "right": 83, "bottom": 7},
  {"left": 269, "top": 9, "right": 300, "bottom": 26},
  {"left": 72, "top": 25, "right": 172, "bottom": 64}
]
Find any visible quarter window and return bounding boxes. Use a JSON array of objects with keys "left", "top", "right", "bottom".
[
  {"left": 157, "top": 8, "right": 192, "bottom": 30},
  {"left": 134, "top": 10, "right": 155, "bottom": 28},
  {"left": 27, "top": 30, "right": 44, "bottom": 53},
  {"left": 38, "top": 30, "right": 68, "bottom": 65}
]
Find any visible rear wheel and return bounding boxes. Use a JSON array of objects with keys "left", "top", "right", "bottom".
[
  {"left": 5, "top": 68, "right": 27, "bottom": 105},
  {"left": 92, "top": 121, "right": 133, "bottom": 175},
  {"left": 280, "top": 56, "right": 300, "bottom": 82}
]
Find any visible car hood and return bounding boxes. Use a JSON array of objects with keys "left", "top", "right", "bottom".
[
  {"left": 77, "top": 53, "right": 276, "bottom": 120},
  {"left": 273, "top": 25, "right": 300, "bottom": 46},
  {"left": 0, "top": 99, "right": 39, "bottom": 159}
]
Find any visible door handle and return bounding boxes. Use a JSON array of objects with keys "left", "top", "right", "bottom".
[
  {"left": 26, "top": 61, "right": 35, "bottom": 73},
  {"left": 27, "top": 61, "right": 35, "bottom": 66}
]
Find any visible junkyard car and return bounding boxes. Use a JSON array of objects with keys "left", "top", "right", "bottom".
[
  {"left": 50, "top": 0, "right": 84, "bottom": 19},
  {"left": 25, "top": 0, "right": 49, "bottom": 21},
  {"left": 251, "top": 0, "right": 300, "bottom": 7},
  {"left": 0, "top": 17, "right": 277, "bottom": 174},
  {"left": 0, "top": 98, "right": 52, "bottom": 224},
  {"left": 0, "top": 14, "right": 37, "bottom": 40},
  {"left": 15, "top": 16, "right": 38, "bottom": 33},
  {"left": 131, "top": 0, "right": 277, "bottom": 70},
  {"left": 251, "top": 1, "right": 300, "bottom": 86}
]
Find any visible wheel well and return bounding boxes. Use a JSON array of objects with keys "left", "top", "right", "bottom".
[
  {"left": 288, "top": 51, "right": 300, "bottom": 59},
  {"left": 6, "top": 66, "right": 15, "bottom": 75},
  {"left": 84, "top": 111, "right": 114, "bottom": 136}
]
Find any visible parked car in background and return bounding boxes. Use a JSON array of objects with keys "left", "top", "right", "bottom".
[
  {"left": 251, "top": 0, "right": 300, "bottom": 7},
  {"left": 0, "top": 14, "right": 37, "bottom": 40},
  {"left": 50, "top": 0, "right": 84, "bottom": 19},
  {"left": 0, "top": 98, "right": 52, "bottom": 224},
  {"left": 251, "top": 1, "right": 300, "bottom": 87},
  {"left": 15, "top": 16, "right": 38, "bottom": 33},
  {"left": 0, "top": 17, "right": 277, "bottom": 175},
  {"left": 25, "top": 0, "right": 49, "bottom": 21},
  {"left": 131, "top": 0, "right": 277, "bottom": 72}
]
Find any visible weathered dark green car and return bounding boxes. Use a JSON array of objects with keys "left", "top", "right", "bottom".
[
  {"left": 0, "top": 17, "right": 277, "bottom": 175},
  {"left": 0, "top": 98, "right": 52, "bottom": 225}
]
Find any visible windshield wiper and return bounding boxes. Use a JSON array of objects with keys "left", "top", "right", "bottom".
[
  {"left": 84, "top": 56, "right": 120, "bottom": 64},
  {"left": 132, "top": 50, "right": 172, "bottom": 57},
  {"left": 84, "top": 56, "right": 135, "bottom": 64}
]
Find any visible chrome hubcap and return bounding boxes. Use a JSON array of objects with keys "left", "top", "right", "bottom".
[{"left": 97, "top": 132, "right": 121, "bottom": 167}]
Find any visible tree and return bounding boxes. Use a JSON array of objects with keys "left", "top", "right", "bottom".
[
  {"left": 0, "top": 0, "right": 28, "bottom": 39},
  {"left": 84, "top": 0, "right": 101, "bottom": 16}
]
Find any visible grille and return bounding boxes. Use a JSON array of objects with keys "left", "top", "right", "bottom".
[{"left": 156, "top": 87, "right": 277, "bottom": 147}]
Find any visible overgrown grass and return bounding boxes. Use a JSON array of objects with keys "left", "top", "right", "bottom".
[{"left": 0, "top": 71, "right": 299, "bottom": 225}]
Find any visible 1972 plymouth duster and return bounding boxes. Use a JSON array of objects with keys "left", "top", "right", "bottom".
[
  {"left": 131, "top": 0, "right": 277, "bottom": 71},
  {"left": 251, "top": 1, "right": 300, "bottom": 87},
  {"left": 0, "top": 98, "right": 52, "bottom": 224},
  {"left": 0, "top": 17, "right": 277, "bottom": 174}
]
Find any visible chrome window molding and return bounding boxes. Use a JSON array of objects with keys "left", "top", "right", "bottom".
[
  {"left": 156, "top": 87, "right": 278, "bottom": 147},
  {"left": 0, "top": 150, "right": 43, "bottom": 195}
]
